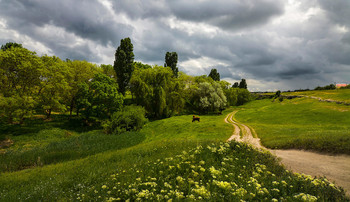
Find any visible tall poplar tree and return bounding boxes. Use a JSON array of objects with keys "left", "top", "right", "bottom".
[
  {"left": 208, "top": 68, "right": 220, "bottom": 81},
  {"left": 164, "top": 52, "right": 178, "bottom": 77},
  {"left": 114, "top": 38, "right": 134, "bottom": 95},
  {"left": 239, "top": 79, "right": 247, "bottom": 89}
]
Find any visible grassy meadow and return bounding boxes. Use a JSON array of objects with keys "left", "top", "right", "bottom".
[
  {"left": 0, "top": 106, "right": 349, "bottom": 200},
  {"left": 284, "top": 89, "right": 350, "bottom": 103},
  {"left": 236, "top": 91, "right": 350, "bottom": 154}
]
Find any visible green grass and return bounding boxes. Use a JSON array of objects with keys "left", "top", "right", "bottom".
[
  {"left": 235, "top": 98, "right": 350, "bottom": 154},
  {"left": 81, "top": 142, "right": 347, "bottom": 201},
  {"left": 0, "top": 107, "right": 348, "bottom": 200},
  {"left": 284, "top": 89, "right": 350, "bottom": 102},
  {"left": 0, "top": 111, "right": 232, "bottom": 172}
]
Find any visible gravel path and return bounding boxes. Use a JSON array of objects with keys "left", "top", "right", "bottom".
[{"left": 225, "top": 111, "right": 350, "bottom": 196}]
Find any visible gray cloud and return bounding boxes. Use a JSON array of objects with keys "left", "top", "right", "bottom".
[
  {"left": 0, "top": 0, "right": 349, "bottom": 91},
  {"left": 169, "top": 0, "right": 284, "bottom": 30},
  {"left": 0, "top": 0, "right": 132, "bottom": 46}
]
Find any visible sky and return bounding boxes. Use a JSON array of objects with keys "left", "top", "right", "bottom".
[{"left": 0, "top": 0, "right": 349, "bottom": 91}]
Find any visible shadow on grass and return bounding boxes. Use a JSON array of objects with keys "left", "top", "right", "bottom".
[
  {"left": 0, "top": 131, "right": 146, "bottom": 172},
  {"left": 0, "top": 115, "right": 100, "bottom": 139}
]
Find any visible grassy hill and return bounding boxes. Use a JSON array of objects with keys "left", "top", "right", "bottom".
[
  {"left": 237, "top": 90, "right": 350, "bottom": 154},
  {"left": 0, "top": 108, "right": 348, "bottom": 201},
  {"left": 284, "top": 89, "right": 350, "bottom": 103}
]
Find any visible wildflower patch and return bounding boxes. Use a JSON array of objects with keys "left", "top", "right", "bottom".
[{"left": 79, "top": 141, "right": 348, "bottom": 201}]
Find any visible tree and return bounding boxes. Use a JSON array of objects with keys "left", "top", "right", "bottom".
[
  {"left": 38, "top": 55, "right": 70, "bottom": 118},
  {"left": 130, "top": 65, "right": 184, "bottom": 118},
  {"left": 1, "top": 42, "right": 23, "bottom": 51},
  {"left": 239, "top": 79, "right": 247, "bottom": 89},
  {"left": 164, "top": 52, "right": 178, "bottom": 77},
  {"left": 76, "top": 73, "right": 123, "bottom": 121},
  {"left": 232, "top": 82, "right": 239, "bottom": 88},
  {"left": 134, "top": 61, "right": 151, "bottom": 69},
  {"left": 100, "top": 64, "right": 115, "bottom": 78},
  {"left": 208, "top": 68, "right": 220, "bottom": 81},
  {"left": 0, "top": 45, "right": 43, "bottom": 123},
  {"left": 65, "top": 60, "right": 98, "bottom": 116},
  {"left": 196, "top": 82, "right": 227, "bottom": 113},
  {"left": 102, "top": 105, "right": 148, "bottom": 134},
  {"left": 236, "top": 88, "right": 251, "bottom": 105},
  {"left": 114, "top": 37, "right": 134, "bottom": 95}
]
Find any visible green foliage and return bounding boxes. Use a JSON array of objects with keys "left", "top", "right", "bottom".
[
  {"left": 114, "top": 37, "right": 134, "bottom": 95},
  {"left": 196, "top": 82, "right": 227, "bottom": 113},
  {"left": 76, "top": 73, "right": 123, "bottom": 120},
  {"left": 275, "top": 90, "right": 281, "bottom": 97},
  {"left": 164, "top": 52, "right": 178, "bottom": 77},
  {"left": 208, "top": 68, "right": 220, "bottom": 81},
  {"left": 232, "top": 82, "right": 239, "bottom": 88},
  {"left": 0, "top": 95, "right": 36, "bottom": 124},
  {"left": 0, "top": 45, "right": 43, "bottom": 97},
  {"left": 236, "top": 88, "right": 251, "bottom": 105},
  {"left": 315, "top": 84, "right": 336, "bottom": 90},
  {"left": 100, "top": 64, "right": 115, "bottom": 78},
  {"left": 239, "top": 78, "right": 248, "bottom": 89},
  {"left": 224, "top": 88, "right": 238, "bottom": 106},
  {"left": 0, "top": 45, "right": 43, "bottom": 123},
  {"left": 134, "top": 61, "right": 151, "bottom": 69},
  {"left": 38, "top": 55, "right": 70, "bottom": 118},
  {"left": 103, "top": 105, "right": 148, "bottom": 134},
  {"left": 340, "top": 84, "right": 350, "bottom": 89},
  {"left": 130, "top": 66, "right": 185, "bottom": 118},
  {"left": 65, "top": 60, "right": 98, "bottom": 116},
  {"left": 1, "top": 42, "right": 23, "bottom": 51}
]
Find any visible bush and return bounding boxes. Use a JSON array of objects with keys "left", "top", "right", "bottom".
[{"left": 103, "top": 105, "right": 148, "bottom": 134}]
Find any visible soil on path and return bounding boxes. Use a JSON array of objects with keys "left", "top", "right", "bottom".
[{"left": 225, "top": 111, "right": 350, "bottom": 196}]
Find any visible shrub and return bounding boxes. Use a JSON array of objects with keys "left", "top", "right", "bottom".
[{"left": 103, "top": 105, "right": 148, "bottom": 134}]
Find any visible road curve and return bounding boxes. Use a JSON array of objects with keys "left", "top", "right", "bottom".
[{"left": 225, "top": 111, "right": 350, "bottom": 196}]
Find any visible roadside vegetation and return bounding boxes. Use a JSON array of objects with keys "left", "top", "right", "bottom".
[{"left": 235, "top": 96, "right": 350, "bottom": 154}]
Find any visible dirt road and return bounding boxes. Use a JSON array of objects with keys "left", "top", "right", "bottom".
[{"left": 225, "top": 111, "right": 350, "bottom": 196}]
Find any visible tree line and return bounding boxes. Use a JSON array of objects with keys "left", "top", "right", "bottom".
[{"left": 0, "top": 40, "right": 250, "bottom": 133}]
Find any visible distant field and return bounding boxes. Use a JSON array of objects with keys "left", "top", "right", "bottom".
[
  {"left": 284, "top": 89, "right": 350, "bottom": 102},
  {"left": 235, "top": 97, "right": 350, "bottom": 154}
]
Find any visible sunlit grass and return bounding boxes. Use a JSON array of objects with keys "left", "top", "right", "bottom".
[
  {"left": 0, "top": 105, "right": 349, "bottom": 200},
  {"left": 235, "top": 98, "right": 350, "bottom": 154},
  {"left": 284, "top": 89, "right": 350, "bottom": 102}
]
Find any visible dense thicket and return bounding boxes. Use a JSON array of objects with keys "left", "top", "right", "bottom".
[{"left": 0, "top": 42, "right": 251, "bottom": 130}]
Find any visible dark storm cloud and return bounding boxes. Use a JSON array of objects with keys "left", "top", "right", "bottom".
[
  {"left": 0, "top": 0, "right": 132, "bottom": 46},
  {"left": 169, "top": 0, "right": 284, "bottom": 30},
  {"left": 318, "top": 0, "right": 350, "bottom": 27},
  {"left": 112, "top": 0, "right": 169, "bottom": 20},
  {"left": 1, "top": 0, "right": 349, "bottom": 91}
]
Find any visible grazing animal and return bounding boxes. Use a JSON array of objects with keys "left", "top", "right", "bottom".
[{"left": 192, "top": 115, "right": 200, "bottom": 122}]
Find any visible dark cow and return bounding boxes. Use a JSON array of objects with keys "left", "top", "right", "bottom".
[{"left": 192, "top": 115, "right": 200, "bottom": 122}]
